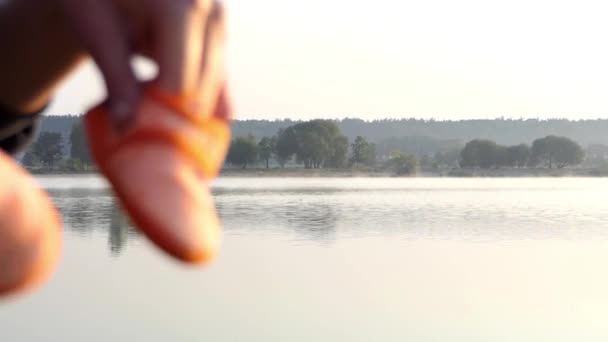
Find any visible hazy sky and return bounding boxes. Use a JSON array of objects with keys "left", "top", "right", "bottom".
[{"left": 48, "top": 0, "right": 608, "bottom": 120}]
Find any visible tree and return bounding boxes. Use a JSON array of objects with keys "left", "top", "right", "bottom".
[
  {"left": 384, "top": 152, "right": 418, "bottom": 175},
  {"left": 21, "top": 151, "right": 41, "bottom": 168},
  {"left": 70, "top": 121, "right": 92, "bottom": 166},
  {"left": 274, "top": 120, "right": 348, "bottom": 169},
  {"left": 587, "top": 144, "right": 608, "bottom": 160},
  {"left": 227, "top": 135, "right": 258, "bottom": 169},
  {"left": 292, "top": 120, "right": 344, "bottom": 168},
  {"left": 586, "top": 144, "right": 608, "bottom": 167},
  {"left": 460, "top": 139, "right": 499, "bottom": 169},
  {"left": 297, "top": 128, "right": 329, "bottom": 168},
  {"left": 375, "top": 136, "right": 463, "bottom": 161},
  {"left": 275, "top": 127, "right": 298, "bottom": 167},
  {"left": 257, "top": 137, "right": 275, "bottom": 168},
  {"left": 419, "top": 154, "right": 432, "bottom": 170},
  {"left": 30, "top": 132, "right": 64, "bottom": 169},
  {"left": 505, "top": 144, "right": 530, "bottom": 168},
  {"left": 529, "top": 136, "right": 584, "bottom": 168},
  {"left": 494, "top": 145, "right": 509, "bottom": 168},
  {"left": 326, "top": 135, "right": 349, "bottom": 168},
  {"left": 433, "top": 148, "right": 461, "bottom": 168},
  {"left": 350, "top": 136, "right": 376, "bottom": 167}
]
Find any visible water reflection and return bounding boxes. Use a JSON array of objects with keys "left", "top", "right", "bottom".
[
  {"left": 15, "top": 176, "right": 608, "bottom": 342},
  {"left": 43, "top": 177, "right": 608, "bottom": 258},
  {"left": 109, "top": 202, "right": 131, "bottom": 255},
  {"left": 48, "top": 188, "right": 139, "bottom": 257},
  {"left": 285, "top": 202, "right": 337, "bottom": 243}
]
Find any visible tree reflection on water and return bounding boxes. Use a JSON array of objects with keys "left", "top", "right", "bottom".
[{"left": 49, "top": 188, "right": 138, "bottom": 257}]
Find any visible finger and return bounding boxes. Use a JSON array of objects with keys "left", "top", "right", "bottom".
[
  {"left": 153, "top": 0, "right": 210, "bottom": 96},
  {"left": 197, "top": 1, "right": 227, "bottom": 118},
  {"left": 213, "top": 83, "right": 233, "bottom": 122},
  {"left": 0, "top": 153, "right": 61, "bottom": 297},
  {"left": 60, "top": 0, "right": 139, "bottom": 124}
]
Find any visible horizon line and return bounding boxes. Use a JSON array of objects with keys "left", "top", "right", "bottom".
[{"left": 42, "top": 113, "right": 608, "bottom": 123}]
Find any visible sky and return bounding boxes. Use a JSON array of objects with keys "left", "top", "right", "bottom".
[{"left": 48, "top": 0, "right": 608, "bottom": 120}]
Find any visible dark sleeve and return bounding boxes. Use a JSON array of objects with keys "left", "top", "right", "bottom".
[{"left": 0, "top": 102, "right": 46, "bottom": 155}]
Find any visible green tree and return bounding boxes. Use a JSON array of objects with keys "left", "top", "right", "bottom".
[
  {"left": 384, "top": 151, "right": 418, "bottom": 175},
  {"left": 350, "top": 136, "right": 376, "bottom": 167},
  {"left": 494, "top": 145, "right": 509, "bottom": 168},
  {"left": 21, "top": 151, "right": 41, "bottom": 168},
  {"left": 275, "top": 127, "right": 298, "bottom": 167},
  {"left": 460, "top": 139, "right": 499, "bottom": 169},
  {"left": 506, "top": 144, "right": 530, "bottom": 168},
  {"left": 433, "top": 148, "right": 461, "bottom": 168},
  {"left": 291, "top": 120, "right": 345, "bottom": 168},
  {"left": 297, "top": 128, "right": 328, "bottom": 168},
  {"left": 529, "top": 136, "right": 585, "bottom": 168},
  {"left": 70, "top": 121, "right": 92, "bottom": 166},
  {"left": 227, "top": 135, "right": 258, "bottom": 169},
  {"left": 257, "top": 136, "right": 275, "bottom": 168},
  {"left": 326, "top": 135, "right": 349, "bottom": 168},
  {"left": 30, "top": 132, "right": 64, "bottom": 169}
]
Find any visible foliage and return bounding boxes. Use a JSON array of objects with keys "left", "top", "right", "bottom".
[
  {"left": 33, "top": 116, "right": 591, "bottom": 173},
  {"left": 227, "top": 135, "right": 258, "bottom": 169},
  {"left": 70, "top": 120, "right": 92, "bottom": 165},
  {"left": 62, "top": 158, "right": 88, "bottom": 172},
  {"left": 257, "top": 136, "right": 275, "bottom": 168},
  {"left": 228, "top": 117, "right": 608, "bottom": 147},
  {"left": 326, "top": 135, "right": 349, "bottom": 168},
  {"left": 528, "top": 136, "right": 585, "bottom": 168},
  {"left": 30, "top": 132, "right": 64, "bottom": 169},
  {"left": 292, "top": 120, "right": 347, "bottom": 168},
  {"left": 375, "top": 136, "right": 463, "bottom": 160},
  {"left": 384, "top": 152, "right": 418, "bottom": 175},
  {"left": 273, "top": 120, "right": 348, "bottom": 169},
  {"left": 419, "top": 154, "right": 433, "bottom": 170},
  {"left": 275, "top": 127, "right": 298, "bottom": 167},
  {"left": 505, "top": 144, "right": 530, "bottom": 168},
  {"left": 460, "top": 139, "right": 500, "bottom": 169},
  {"left": 350, "top": 136, "right": 376, "bottom": 167},
  {"left": 41, "top": 116, "right": 608, "bottom": 171},
  {"left": 461, "top": 140, "right": 532, "bottom": 169},
  {"left": 585, "top": 144, "right": 608, "bottom": 168},
  {"left": 433, "top": 148, "right": 461, "bottom": 168},
  {"left": 21, "top": 151, "right": 41, "bottom": 168}
]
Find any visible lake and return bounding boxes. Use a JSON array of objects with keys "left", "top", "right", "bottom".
[{"left": 2, "top": 176, "right": 608, "bottom": 341}]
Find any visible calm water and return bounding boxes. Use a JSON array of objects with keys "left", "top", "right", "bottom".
[{"left": 2, "top": 176, "right": 608, "bottom": 341}]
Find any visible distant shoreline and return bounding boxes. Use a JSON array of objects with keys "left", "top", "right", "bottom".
[
  {"left": 220, "top": 167, "right": 608, "bottom": 178},
  {"left": 28, "top": 167, "right": 608, "bottom": 178}
]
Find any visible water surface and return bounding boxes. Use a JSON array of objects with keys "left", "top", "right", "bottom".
[{"left": 2, "top": 176, "right": 608, "bottom": 341}]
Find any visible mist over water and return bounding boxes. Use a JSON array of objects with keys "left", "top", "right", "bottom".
[{"left": 3, "top": 176, "right": 608, "bottom": 341}]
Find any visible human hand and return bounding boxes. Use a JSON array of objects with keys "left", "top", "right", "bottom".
[
  {"left": 60, "top": 0, "right": 231, "bottom": 126},
  {"left": 0, "top": 0, "right": 230, "bottom": 293}
]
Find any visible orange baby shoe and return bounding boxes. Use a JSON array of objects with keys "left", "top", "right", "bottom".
[{"left": 85, "top": 86, "right": 230, "bottom": 263}]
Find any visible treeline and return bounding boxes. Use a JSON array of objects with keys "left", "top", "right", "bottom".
[
  {"left": 232, "top": 118, "right": 608, "bottom": 147},
  {"left": 226, "top": 120, "right": 417, "bottom": 175},
  {"left": 21, "top": 121, "right": 92, "bottom": 171},
  {"left": 24, "top": 118, "right": 419, "bottom": 176},
  {"left": 40, "top": 115, "right": 608, "bottom": 150},
  {"left": 20, "top": 116, "right": 608, "bottom": 175},
  {"left": 227, "top": 130, "right": 591, "bottom": 174},
  {"left": 460, "top": 136, "right": 585, "bottom": 169}
]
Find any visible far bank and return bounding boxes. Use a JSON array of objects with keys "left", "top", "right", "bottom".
[{"left": 26, "top": 166, "right": 608, "bottom": 178}]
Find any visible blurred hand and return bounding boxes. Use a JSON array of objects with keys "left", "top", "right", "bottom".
[{"left": 59, "top": 0, "right": 231, "bottom": 125}]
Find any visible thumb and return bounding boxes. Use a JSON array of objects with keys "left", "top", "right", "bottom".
[{"left": 61, "top": 0, "right": 139, "bottom": 125}]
